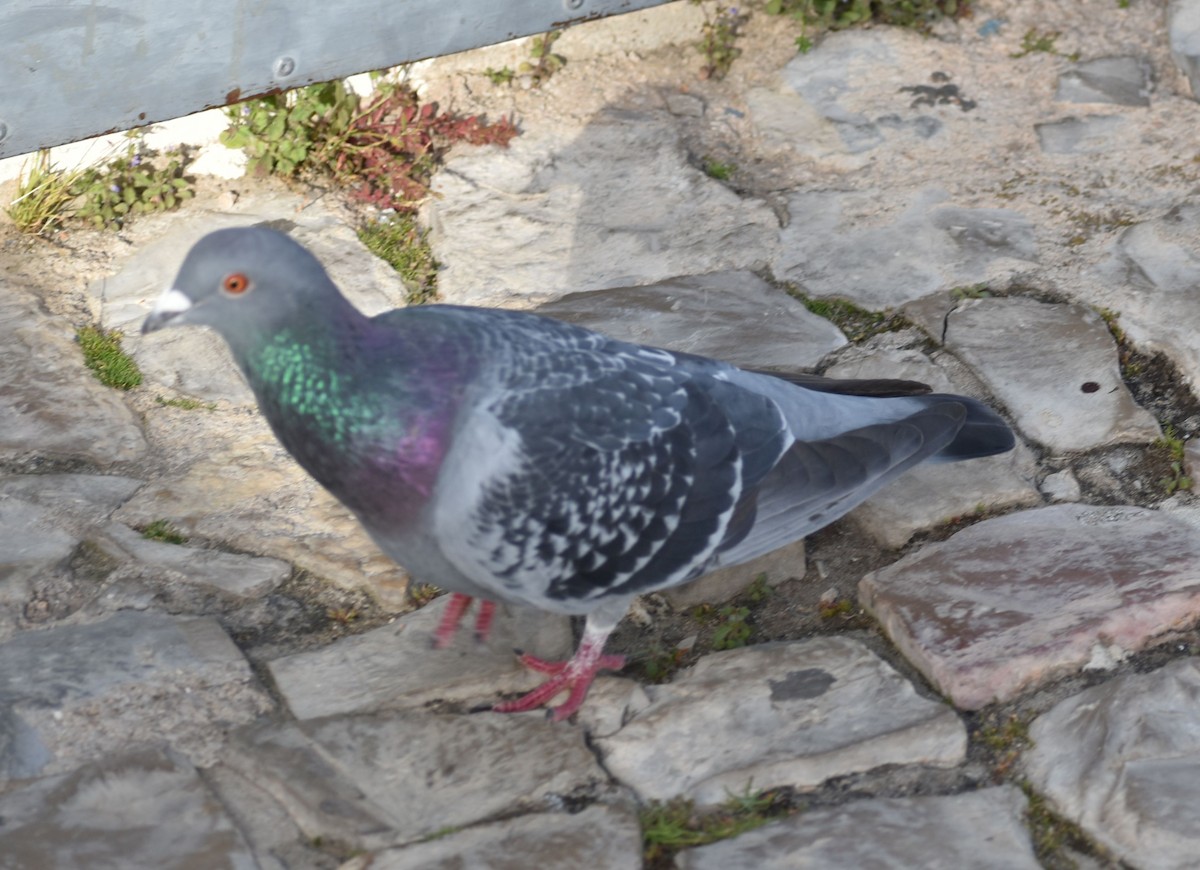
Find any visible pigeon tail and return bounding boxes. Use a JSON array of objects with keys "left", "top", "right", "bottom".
[{"left": 926, "top": 393, "right": 1015, "bottom": 461}]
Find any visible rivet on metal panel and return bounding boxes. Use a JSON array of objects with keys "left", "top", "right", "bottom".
[
  {"left": 0, "top": 121, "right": 8, "bottom": 143},
  {"left": 274, "top": 56, "right": 297, "bottom": 78},
  {"left": 564, "top": 0, "right": 584, "bottom": 9}
]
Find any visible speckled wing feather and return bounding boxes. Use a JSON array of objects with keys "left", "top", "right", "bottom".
[
  {"left": 715, "top": 401, "right": 968, "bottom": 567},
  {"left": 432, "top": 340, "right": 791, "bottom": 608}
]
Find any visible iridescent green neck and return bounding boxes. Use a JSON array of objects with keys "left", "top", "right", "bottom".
[{"left": 246, "top": 329, "right": 377, "bottom": 447}]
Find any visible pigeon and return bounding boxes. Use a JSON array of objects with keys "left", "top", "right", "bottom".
[{"left": 143, "top": 226, "right": 1015, "bottom": 721}]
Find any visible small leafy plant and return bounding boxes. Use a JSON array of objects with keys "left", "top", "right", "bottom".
[
  {"left": 1155, "top": 425, "right": 1193, "bottom": 495},
  {"left": 221, "top": 77, "right": 517, "bottom": 212},
  {"left": 484, "top": 30, "right": 566, "bottom": 88},
  {"left": 523, "top": 30, "right": 566, "bottom": 86},
  {"left": 712, "top": 605, "right": 752, "bottom": 650},
  {"left": 693, "top": 2, "right": 749, "bottom": 80},
  {"left": 5, "top": 149, "right": 82, "bottom": 235},
  {"left": 1011, "top": 29, "right": 1062, "bottom": 58},
  {"left": 76, "top": 326, "right": 142, "bottom": 390},
  {"left": 70, "top": 134, "right": 194, "bottom": 229},
  {"left": 764, "top": 0, "right": 966, "bottom": 53}
]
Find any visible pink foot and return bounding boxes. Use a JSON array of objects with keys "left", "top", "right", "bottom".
[
  {"left": 432, "top": 594, "right": 499, "bottom": 649},
  {"left": 492, "top": 634, "right": 626, "bottom": 722},
  {"left": 431, "top": 593, "right": 473, "bottom": 649},
  {"left": 473, "top": 600, "right": 496, "bottom": 643}
]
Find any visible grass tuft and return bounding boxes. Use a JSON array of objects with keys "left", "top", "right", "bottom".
[
  {"left": 358, "top": 215, "right": 439, "bottom": 305},
  {"left": 140, "top": 519, "right": 188, "bottom": 545},
  {"left": 5, "top": 150, "right": 82, "bottom": 235},
  {"left": 76, "top": 326, "right": 142, "bottom": 390}
]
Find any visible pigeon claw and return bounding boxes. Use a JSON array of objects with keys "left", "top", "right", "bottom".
[{"left": 492, "top": 648, "right": 627, "bottom": 722}]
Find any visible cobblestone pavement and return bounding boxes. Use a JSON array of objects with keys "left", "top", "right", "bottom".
[{"left": 4, "top": 1, "right": 1200, "bottom": 866}]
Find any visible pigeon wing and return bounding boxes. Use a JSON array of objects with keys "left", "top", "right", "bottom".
[{"left": 431, "top": 348, "right": 787, "bottom": 607}]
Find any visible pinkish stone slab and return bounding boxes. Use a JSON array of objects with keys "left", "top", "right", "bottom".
[{"left": 859, "top": 504, "right": 1200, "bottom": 709}]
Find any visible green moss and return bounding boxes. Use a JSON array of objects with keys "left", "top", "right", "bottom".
[
  {"left": 788, "top": 291, "right": 904, "bottom": 343},
  {"left": 155, "top": 395, "right": 216, "bottom": 411},
  {"left": 641, "top": 789, "right": 786, "bottom": 867},
  {"left": 358, "top": 215, "right": 439, "bottom": 305},
  {"left": 701, "top": 158, "right": 737, "bottom": 181},
  {"left": 76, "top": 326, "right": 142, "bottom": 390},
  {"left": 140, "top": 519, "right": 188, "bottom": 545},
  {"left": 1021, "top": 781, "right": 1105, "bottom": 867}
]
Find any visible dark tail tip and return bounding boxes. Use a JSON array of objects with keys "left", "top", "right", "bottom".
[{"left": 929, "top": 394, "right": 1016, "bottom": 460}]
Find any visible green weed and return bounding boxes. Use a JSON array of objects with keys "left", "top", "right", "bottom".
[
  {"left": 712, "top": 605, "right": 752, "bottom": 650},
  {"left": 221, "top": 77, "right": 516, "bottom": 212},
  {"left": 693, "top": 2, "right": 748, "bottom": 80},
  {"left": 1155, "top": 425, "right": 1193, "bottom": 495},
  {"left": 641, "top": 788, "right": 785, "bottom": 866},
  {"left": 1011, "top": 29, "right": 1078, "bottom": 60},
  {"left": 765, "top": 0, "right": 966, "bottom": 53},
  {"left": 357, "top": 215, "right": 439, "bottom": 304},
  {"left": 484, "top": 67, "right": 516, "bottom": 86},
  {"left": 523, "top": 31, "right": 567, "bottom": 86},
  {"left": 154, "top": 395, "right": 216, "bottom": 411},
  {"left": 70, "top": 132, "right": 193, "bottom": 229},
  {"left": 76, "top": 326, "right": 142, "bottom": 390},
  {"left": 702, "top": 157, "right": 737, "bottom": 181}
]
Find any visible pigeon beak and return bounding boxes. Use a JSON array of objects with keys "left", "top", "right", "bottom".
[{"left": 142, "top": 288, "right": 193, "bottom": 334}]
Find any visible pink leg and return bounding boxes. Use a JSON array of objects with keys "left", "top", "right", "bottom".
[
  {"left": 492, "top": 621, "right": 626, "bottom": 722},
  {"left": 474, "top": 599, "right": 497, "bottom": 643},
  {"left": 431, "top": 593, "right": 473, "bottom": 649}
]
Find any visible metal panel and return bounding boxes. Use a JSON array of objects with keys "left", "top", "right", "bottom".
[{"left": 0, "top": 0, "right": 673, "bottom": 159}]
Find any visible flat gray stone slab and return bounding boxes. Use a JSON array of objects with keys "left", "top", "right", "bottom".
[
  {"left": 829, "top": 348, "right": 1041, "bottom": 548},
  {"left": 113, "top": 420, "right": 407, "bottom": 600},
  {"left": 101, "top": 522, "right": 290, "bottom": 599},
  {"left": 0, "top": 746, "right": 255, "bottom": 869},
  {"left": 773, "top": 188, "right": 1036, "bottom": 309},
  {"left": 595, "top": 637, "right": 965, "bottom": 804},
  {"left": 534, "top": 271, "right": 846, "bottom": 372},
  {"left": 0, "top": 610, "right": 268, "bottom": 780},
  {"left": 0, "top": 473, "right": 142, "bottom": 519},
  {"left": 0, "top": 495, "right": 80, "bottom": 587},
  {"left": 0, "top": 495, "right": 81, "bottom": 641},
  {"left": 1025, "top": 658, "right": 1200, "bottom": 869},
  {"left": 268, "top": 592, "right": 573, "bottom": 719},
  {"left": 426, "top": 115, "right": 778, "bottom": 307},
  {"left": 1056, "top": 56, "right": 1152, "bottom": 106},
  {"left": 96, "top": 189, "right": 410, "bottom": 403},
  {"left": 750, "top": 29, "right": 966, "bottom": 169},
  {"left": 1036, "top": 115, "right": 1128, "bottom": 153},
  {"left": 1089, "top": 205, "right": 1200, "bottom": 386},
  {"left": 944, "top": 297, "right": 1159, "bottom": 453},
  {"left": 675, "top": 786, "right": 1038, "bottom": 870},
  {"left": 860, "top": 504, "right": 1200, "bottom": 709},
  {"left": 359, "top": 803, "right": 643, "bottom": 870},
  {"left": 221, "top": 710, "right": 608, "bottom": 847},
  {"left": 0, "top": 281, "right": 146, "bottom": 468}
]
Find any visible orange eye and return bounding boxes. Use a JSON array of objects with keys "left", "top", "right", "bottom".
[{"left": 222, "top": 273, "right": 250, "bottom": 295}]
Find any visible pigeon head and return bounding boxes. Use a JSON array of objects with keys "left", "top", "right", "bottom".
[{"left": 142, "top": 226, "right": 349, "bottom": 344}]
